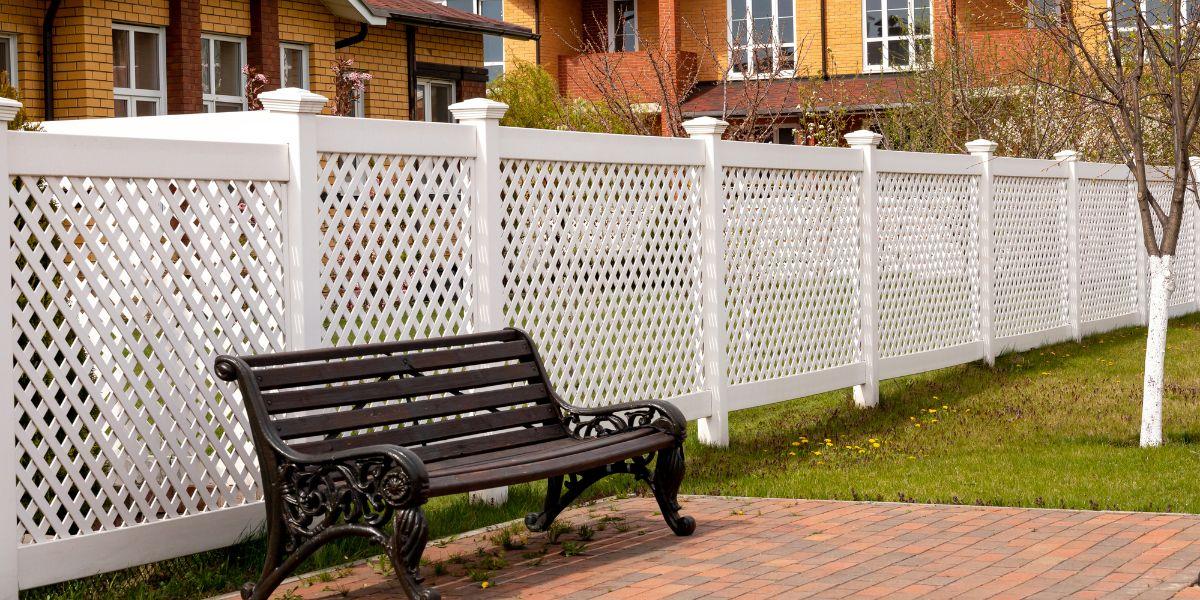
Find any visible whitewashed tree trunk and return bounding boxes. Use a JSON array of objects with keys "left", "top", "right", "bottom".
[{"left": 1141, "top": 254, "right": 1175, "bottom": 447}]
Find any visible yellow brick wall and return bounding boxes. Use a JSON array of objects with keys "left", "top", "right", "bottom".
[
  {"left": 825, "top": 0, "right": 863, "bottom": 74},
  {"left": 279, "top": 0, "right": 338, "bottom": 109},
  {"left": 513, "top": 0, "right": 583, "bottom": 81},
  {"left": 338, "top": 21, "right": 410, "bottom": 119},
  {"left": 0, "top": 0, "right": 46, "bottom": 119},
  {"left": 677, "top": 0, "right": 727, "bottom": 81},
  {"left": 502, "top": 0, "right": 539, "bottom": 70},
  {"left": 201, "top": 0, "right": 252, "bottom": 36}
]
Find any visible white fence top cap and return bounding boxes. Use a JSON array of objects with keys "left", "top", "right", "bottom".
[
  {"left": 682, "top": 117, "right": 730, "bottom": 137},
  {"left": 449, "top": 98, "right": 509, "bottom": 121},
  {"left": 0, "top": 97, "right": 22, "bottom": 123},
  {"left": 844, "top": 129, "right": 883, "bottom": 148},
  {"left": 965, "top": 139, "right": 998, "bottom": 155},
  {"left": 260, "top": 88, "right": 329, "bottom": 114}
]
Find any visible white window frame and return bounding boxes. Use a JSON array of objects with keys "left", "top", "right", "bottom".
[
  {"left": 1, "top": 34, "right": 16, "bottom": 86},
  {"left": 1111, "top": 0, "right": 1192, "bottom": 30},
  {"left": 112, "top": 23, "right": 167, "bottom": 117},
  {"left": 862, "top": 0, "right": 933, "bottom": 73},
  {"left": 608, "top": 0, "right": 639, "bottom": 52},
  {"left": 726, "top": 0, "right": 796, "bottom": 79},
  {"left": 415, "top": 77, "right": 456, "bottom": 122},
  {"left": 280, "top": 42, "right": 310, "bottom": 89},
  {"left": 201, "top": 33, "right": 247, "bottom": 112}
]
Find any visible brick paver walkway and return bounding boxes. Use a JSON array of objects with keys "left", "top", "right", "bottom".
[{"left": 228, "top": 496, "right": 1200, "bottom": 599}]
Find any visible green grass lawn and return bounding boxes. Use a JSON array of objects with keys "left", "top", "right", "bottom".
[{"left": 24, "top": 314, "right": 1200, "bottom": 599}]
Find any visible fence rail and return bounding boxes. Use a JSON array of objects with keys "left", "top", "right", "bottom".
[{"left": 2, "top": 90, "right": 1197, "bottom": 595}]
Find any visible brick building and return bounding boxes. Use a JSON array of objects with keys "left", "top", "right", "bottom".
[
  {"left": 0, "top": 0, "right": 533, "bottom": 122},
  {"left": 489, "top": 0, "right": 1074, "bottom": 140}
]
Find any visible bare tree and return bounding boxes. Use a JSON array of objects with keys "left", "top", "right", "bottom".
[
  {"left": 1025, "top": 0, "right": 1200, "bottom": 446},
  {"left": 557, "top": 10, "right": 820, "bottom": 141}
]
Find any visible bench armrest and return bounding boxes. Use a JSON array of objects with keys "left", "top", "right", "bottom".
[
  {"left": 561, "top": 400, "right": 687, "bottom": 440},
  {"left": 282, "top": 444, "right": 430, "bottom": 509}
]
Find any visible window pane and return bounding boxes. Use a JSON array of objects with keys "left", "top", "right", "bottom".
[
  {"left": 888, "top": 8, "right": 909, "bottom": 35},
  {"left": 867, "top": 41, "right": 883, "bottom": 65},
  {"left": 753, "top": 17, "right": 772, "bottom": 44},
  {"left": 777, "top": 0, "right": 793, "bottom": 17},
  {"left": 731, "top": 0, "right": 747, "bottom": 20},
  {"left": 915, "top": 38, "right": 932, "bottom": 64},
  {"left": 888, "top": 39, "right": 909, "bottom": 65},
  {"left": 480, "top": 0, "right": 502, "bottom": 19},
  {"left": 778, "top": 45, "right": 795, "bottom": 70},
  {"left": 913, "top": 6, "right": 931, "bottom": 34},
  {"left": 113, "top": 28, "right": 131, "bottom": 89},
  {"left": 732, "top": 46, "right": 749, "bottom": 73},
  {"left": 446, "top": 0, "right": 472, "bottom": 11},
  {"left": 414, "top": 84, "right": 426, "bottom": 120},
  {"left": 201, "top": 38, "right": 212, "bottom": 95},
  {"left": 136, "top": 99, "right": 158, "bottom": 116},
  {"left": 1145, "top": 0, "right": 1171, "bottom": 24},
  {"left": 486, "top": 64, "right": 504, "bottom": 81},
  {"left": 751, "top": 0, "right": 772, "bottom": 18},
  {"left": 866, "top": 11, "right": 883, "bottom": 37},
  {"left": 134, "top": 31, "right": 159, "bottom": 91},
  {"left": 215, "top": 101, "right": 242, "bottom": 113},
  {"left": 281, "top": 46, "right": 305, "bottom": 88},
  {"left": 753, "top": 46, "right": 772, "bottom": 72},
  {"left": 731, "top": 19, "right": 748, "bottom": 46},
  {"left": 215, "top": 39, "right": 242, "bottom": 97},
  {"left": 484, "top": 34, "right": 502, "bottom": 63},
  {"left": 778, "top": 16, "right": 794, "bottom": 44},
  {"left": 114, "top": 97, "right": 129, "bottom": 118},
  {"left": 0, "top": 39, "right": 10, "bottom": 85},
  {"left": 431, "top": 83, "right": 452, "bottom": 123}
]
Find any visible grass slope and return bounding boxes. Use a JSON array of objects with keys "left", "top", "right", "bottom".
[{"left": 25, "top": 315, "right": 1200, "bottom": 599}]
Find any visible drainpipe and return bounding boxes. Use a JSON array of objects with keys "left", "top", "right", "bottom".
[
  {"left": 43, "top": 0, "right": 62, "bottom": 120},
  {"left": 819, "top": 0, "right": 828, "bottom": 80},
  {"left": 335, "top": 23, "right": 369, "bottom": 49},
  {"left": 406, "top": 24, "right": 417, "bottom": 120},
  {"left": 535, "top": 0, "right": 542, "bottom": 64}
]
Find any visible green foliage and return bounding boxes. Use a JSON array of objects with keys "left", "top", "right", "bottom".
[
  {"left": 0, "top": 74, "right": 40, "bottom": 131},
  {"left": 486, "top": 62, "right": 632, "bottom": 134}
]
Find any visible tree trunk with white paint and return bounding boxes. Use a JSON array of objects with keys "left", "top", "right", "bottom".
[{"left": 1141, "top": 254, "right": 1175, "bottom": 448}]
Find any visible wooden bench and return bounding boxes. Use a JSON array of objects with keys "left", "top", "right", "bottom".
[{"left": 215, "top": 328, "right": 694, "bottom": 600}]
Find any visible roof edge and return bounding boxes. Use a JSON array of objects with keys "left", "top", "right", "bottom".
[{"left": 320, "top": 0, "right": 388, "bottom": 25}]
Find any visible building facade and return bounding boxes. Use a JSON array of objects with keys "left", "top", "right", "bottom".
[{"left": 0, "top": 0, "right": 533, "bottom": 122}]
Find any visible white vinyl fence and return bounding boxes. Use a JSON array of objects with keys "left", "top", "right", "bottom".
[{"left": 0, "top": 90, "right": 1196, "bottom": 595}]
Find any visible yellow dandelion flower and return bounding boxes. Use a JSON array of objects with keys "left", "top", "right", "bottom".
[
  {"left": 824, "top": 438, "right": 832, "bottom": 443},
  {"left": 868, "top": 438, "right": 877, "bottom": 443},
  {"left": 907, "top": 455, "right": 916, "bottom": 459},
  {"left": 791, "top": 441, "right": 801, "bottom": 446},
  {"left": 788, "top": 452, "right": 796, "bottom": 456},
  {"left": 481, "top": 581, "right": 490, "bottom": 589},
  {"left": 915, "top": 424, "right": 921, "bottom": 428},
  {"left": 930, "top": 419, "right": 938, "bottom": 423},
  {"left": 928, "top": 408, "right": 937, "bottom": 413},
  {"left": 872, "top": 442, "right": 880, "bottom": 448},
  {"left": 942, "top": 405, "right": 948, "bottom": 409},
  {"left": 813, "top": 451, "right": 822, "bottom": 456}
]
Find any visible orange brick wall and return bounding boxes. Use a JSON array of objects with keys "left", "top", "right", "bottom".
[{"left": 202, "top": 0, "right": 252, "bottom": 36}]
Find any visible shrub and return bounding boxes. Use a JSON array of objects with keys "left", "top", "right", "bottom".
[
  {"left": 486, "top": 62, "right": 632, "bottom": 134},
  {"left": 0, "top": 74, "right": 41, "bottom": 131}
]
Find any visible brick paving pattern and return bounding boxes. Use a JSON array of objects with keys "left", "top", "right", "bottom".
[{"left": 228, "top": 496, "right": 1200, "bottom": 599}]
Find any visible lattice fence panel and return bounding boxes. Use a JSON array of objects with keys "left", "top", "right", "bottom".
[
  {"left": 318, "top": 153, "right": 474, "bottom": 345},
  {"left": 500, "top": 159, "right": 704, "bottom": 407},
  {"left": 877, "top": 172, "right": 981, "bottom": 357},
  {"left": 723, "top": 167, "right": 862, "bottom": 385},
  {"left": 1078, "top": 179, "right": 1139, "bottom": 322},
  {"left": 991, "top": 176, "right": 1070, "bottom": 338},
  {"left": 9, "top": 175, "right": 285, "bottom": 544},
  {"left": 1148, "top": 180, "right": 1197, "bottom": 307}
]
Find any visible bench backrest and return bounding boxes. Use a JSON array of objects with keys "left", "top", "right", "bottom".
[{"left": 216, "top": 329, "right": 569, "bottom": 465}]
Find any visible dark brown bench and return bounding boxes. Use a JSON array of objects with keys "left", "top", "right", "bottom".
[{"left": 215, "top": 328, "right": 694, "bottom": 600}]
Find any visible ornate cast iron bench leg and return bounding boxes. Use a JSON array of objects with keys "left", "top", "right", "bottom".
[
  {"left": 391, "top": 505, "right": 439, "bottom": 600},
  {"left": 651, "top": 445, "right": 695, "bottom": 536}
]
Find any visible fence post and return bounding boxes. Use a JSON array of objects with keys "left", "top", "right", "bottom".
[
  {"left": 261, "top": 88, "right": 329, "bottom": 350},
  {"left": 1191, "top": 157, "right": 1200, "bottom": 310},
  {"left": 1055, "top": 150, "right": 1083, "bottom": 341},
  {"left": 967, "top": 139, "right": 998, "bottom": 365},
  {"left": 846, "top": 130, "right": 882, "bottom": 408},
  {"left": 684, "top": 117, "right": 731, "bottom": 447},
  {"left": 450, "top": 98, "right": 512, "bottom": 502},
  {"left": 0, "top": 97, "right": 22, "bottom": 600}
]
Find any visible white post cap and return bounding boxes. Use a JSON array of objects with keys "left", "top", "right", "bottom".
[
  {"left": 0, "top": 97, "right": 22, "bottom": 124},
  {"left": 1054, "top": 150, "right": 1081, "bottom": 163},
  {"left": 844, "top": 129, "right": 883, "bottom": 149},
  {"left": 965, "top": 139, "right": 998, "bottom": 155},
  {"left": 449, "top": 98, "right": 509, "bottom": 121},
  {"left": 260, "top": 88, "right": 329, "bottom": 114},
  {"left": 682, "top": 116, "right": 730, "bottom": 137}
]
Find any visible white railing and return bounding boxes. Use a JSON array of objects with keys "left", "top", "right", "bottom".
[{"left": 1, "top": 89, "right": 1196, "bottom": 595}]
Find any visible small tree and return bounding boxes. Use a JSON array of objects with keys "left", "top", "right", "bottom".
[
  {"left": 486, "top": 61, "right": 633, "bottom": 133},
  {"left": 1025, "top": 0, "right": 1200, "bottom": 446},
  {"left": 332, "top": 58, "right": 372, "bottom": 117},
  {"left": 0, "top": 75, "right": 40, "bottom": 131},
  {"left": 242, "top": 65, "right": 269, "bottom": 111}
]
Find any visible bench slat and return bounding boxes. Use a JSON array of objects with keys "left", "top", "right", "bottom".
[
  {"left": 256, "top": 340, "right": 534, "bottom": 390},
  {"left": 291, "top": 404, "right": 562, "bottom": 455},
  {"left": 264, "top": 362, "right": 542, "bottom": 413},
  {"left": 273, "top": 384, "right": 550, "bottom": 439},
  {"left": 427, "top": 429, "right": 658, "bottom": 477},
  {"left": 412, "top": 424, "right": 568, "bottom": 463}
]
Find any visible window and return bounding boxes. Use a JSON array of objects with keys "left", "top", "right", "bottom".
[
  {"left": 729, "top": 0, "right": 795, "bottom": 77},
  {"left": 443, "top": 0, "right": 505, "bottom": 79},
  {"left": 280, "top": 43, "right": 309, "bottom": 89},
  {"left": 610, "top": 0, "right": 637, "bottom": 52},
  {"left": 0, "top": 35, "right": 16, "bottom": 86},
  {"left": 112, "top": 24, "right": 166, "bottom": 117},
  {"left": 1027, "top": 0, "right": 1060, "bottom": 27},
  {"left": 1113, "top": 0, "right": 1196, "bottom": 28},
  {"left": 415, "top": 78, "right": 455, "bottom": 122},
  {"left": 201, "top": 35, "right": 246, "bottom": 112},
  {"left": 864, "top": 0, "right": 932, "bottom": 71}
]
